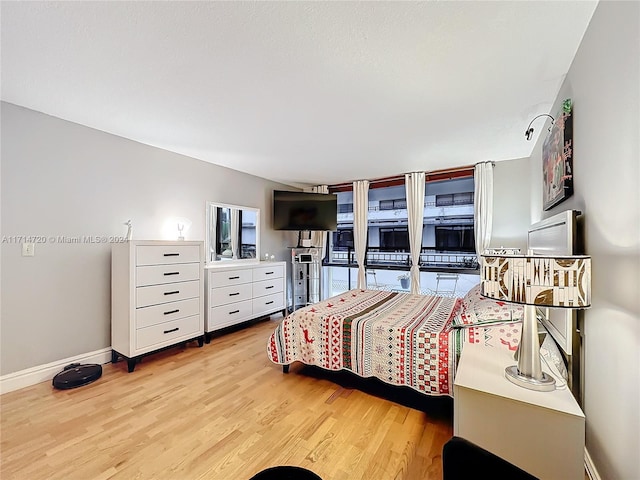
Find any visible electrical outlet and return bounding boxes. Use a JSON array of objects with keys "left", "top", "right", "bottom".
[{"left": 22, "top": 243, "right": 35, "bottom": 257}]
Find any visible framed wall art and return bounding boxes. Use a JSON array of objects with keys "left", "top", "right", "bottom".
[{"left": 543, "top": 99, "right": 573, "bottom": 211}]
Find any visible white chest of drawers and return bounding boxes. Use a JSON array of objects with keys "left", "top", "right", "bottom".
[
  {"left": 111, "top": 241, "right": 205, "bottom": 372},
  {"left": 205, "top": 261, "right": 286, "bottom": 340}
]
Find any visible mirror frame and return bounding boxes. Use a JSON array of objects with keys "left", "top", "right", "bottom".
[{"left": 206, "top": 201, "right": 261, "bottom": 265}]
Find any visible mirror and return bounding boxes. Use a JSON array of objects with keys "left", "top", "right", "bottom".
[{"left": 206, "top": 202, "right": 260, "bottom": 264}]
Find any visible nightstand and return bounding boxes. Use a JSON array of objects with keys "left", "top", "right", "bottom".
[{"left": 454, "top": 343, "right": 585, "bottom": 480}]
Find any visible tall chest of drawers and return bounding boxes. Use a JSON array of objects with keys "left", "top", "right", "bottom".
[
  {"left": 111, "top": 241, "right": 205, "bottom": 372},
  {"left": 205, "top": 262, "right": 287, "bottom": 341}
]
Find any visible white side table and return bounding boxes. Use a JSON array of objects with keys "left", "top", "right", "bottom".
[{"left": 454, "top": 343, "right": 585, "bottom": 480}]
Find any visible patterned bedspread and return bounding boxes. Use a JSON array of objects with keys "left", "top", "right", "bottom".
[{"left": 267, "top": 289, "right": 463, "bottom": 396}]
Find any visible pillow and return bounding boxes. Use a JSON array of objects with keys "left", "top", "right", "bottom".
[
  {"left": 452, "top": 284, "right": 523, "bottom": 328},
  {"left": 539, "top": 328, "right": 569, "bottom": 382}
]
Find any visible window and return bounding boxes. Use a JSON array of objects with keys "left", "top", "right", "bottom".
[
  {"left": 332, "top": 228, "right": 354, "bottom": 251},
  {"left": 379, "top": 227, "right": 409, "bottom": 251},
  {"left": 379, "top": 199, "right": 407, "bottom": 211},
  {"left": 454, "top": 192, "right": 473, "bottom": 205},
  {"left": 338, "top": 203, "right": 353, "bottom": 214},
  {"left": 327, "top": 170, "right": 476, "bottom": 269},
  {"left": 435, "top": 225, "right": 475, "bottom": 252},
  {"left": 436, "top": 192, "right": 474, "bottom": 207},
  {"left": 436, "top": 194, "right": 454, "bottom": 207}
]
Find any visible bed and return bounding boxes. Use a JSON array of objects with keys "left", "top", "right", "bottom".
[
  {"left": 267, "top": 210, "right": 581, "bottom": 398},
  {"left": 267, "top": 286, "right": 524, "bottom": 397}
]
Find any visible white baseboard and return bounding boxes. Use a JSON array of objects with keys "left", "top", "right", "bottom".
[
  {"left": 585, "top": 447, "right": 602, "bottom": 480},
  {"left": 0, "top": 347, "right": 112, "bottom": 395}
]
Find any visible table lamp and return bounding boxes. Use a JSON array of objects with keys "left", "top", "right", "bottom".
[{"left": 481, "top": 253, "right": 591, "bottom": 391}]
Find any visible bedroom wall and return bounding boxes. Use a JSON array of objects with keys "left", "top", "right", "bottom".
[
  {"left": 528, "top": 2, "right": 639, "bottom": 479},
  {"left": 0, "top": 102, "right": 296, "bottom": 375}
]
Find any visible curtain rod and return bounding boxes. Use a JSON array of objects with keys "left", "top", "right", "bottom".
[{"left": 329, "top": 164, "right": 475, "bottom": 190}]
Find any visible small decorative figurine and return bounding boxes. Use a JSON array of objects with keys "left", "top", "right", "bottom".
[{"left": 124, "top": 220, "right": 133, "bottom": 241}]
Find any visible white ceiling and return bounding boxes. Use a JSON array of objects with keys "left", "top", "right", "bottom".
[{"left": 1, "top": 1, "right": 597, "bottom": 187}]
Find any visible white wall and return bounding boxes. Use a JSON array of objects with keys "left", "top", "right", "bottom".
[
  {"left": 528, "top": 3, "right": 639, "bottom": 478},
  {"left": 0, "top": 102, "right": 295, "bottom": 375}
]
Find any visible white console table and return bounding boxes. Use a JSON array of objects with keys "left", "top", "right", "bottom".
[{"left": 454, "top": 343, "right": 585, "bottom": 480}]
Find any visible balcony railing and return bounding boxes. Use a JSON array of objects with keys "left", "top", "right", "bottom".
[
  {"left": 338, "top": 197, "right": 474, "bottom": 214},
  {"left": 328, "top": 247, "right": 479, "bottom": 270},
  {"left": 337, "top": 203, "right": 474, "bottom": 225}
]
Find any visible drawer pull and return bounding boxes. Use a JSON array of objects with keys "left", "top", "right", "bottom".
[
  {"left": 229, "top": 292, "right": 240, "bottom": 296},
  {"left": 265, "top": 285, "right": 274, "bottom": 289},
  {"left": 228, "top": 276, "right": 240, "bottom": 280},
  {"left": 163, "top": 253, "right": 180, "bottom": 257},
  {"left": 265, "top": 301, "right": 274, "bottom": 305},
  {"left": 265, "top": 271, "right": 274, "bottom": 275},
  {"left": 163, "top": 272, "right": 180, "bottom": 276},
  {"left": 229, "top": 309, "right": 240, "bottom": 314},
  {"left": 164, "top": 309, "right": 179, "bottom": 315},
  {"left": 164, "top": 290, "right": 180, "bottom": 296},
  {"left": 163, "top": 327, "right": 180, "bottom": 334}
]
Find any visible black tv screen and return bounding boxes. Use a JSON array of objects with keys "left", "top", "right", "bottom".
[{"left": 273, "top": 190, "right": 338, "bottom": 231}]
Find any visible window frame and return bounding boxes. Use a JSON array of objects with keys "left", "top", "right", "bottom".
[{"left": 325, "top": 166, "right": 477, "bottom": 272}]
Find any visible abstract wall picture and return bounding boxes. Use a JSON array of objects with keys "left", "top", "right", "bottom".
[{"left": 543, "top": 99, "right": 574, "bottom": 211}]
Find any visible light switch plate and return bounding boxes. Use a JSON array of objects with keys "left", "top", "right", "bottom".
[{"left": 22, "top": 243, "right": 35, "bottom": 256}]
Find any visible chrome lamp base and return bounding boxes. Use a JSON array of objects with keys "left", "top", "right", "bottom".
[
  {"left": 505, "top": 365, "right": 556, "bottom": 392},
  {"left": 505, "top": 304, "right": 556, "bottom": 392}
]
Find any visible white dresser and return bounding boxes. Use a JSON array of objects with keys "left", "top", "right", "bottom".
[
  {"left": 205, "top": 261, "right": 286, "bottom": 341},
  {"left": 111, "top": 240, "right": 205, "bottom": 372}
]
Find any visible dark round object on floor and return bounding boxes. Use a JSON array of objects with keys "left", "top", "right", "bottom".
[
  {"left": 52, "top": 363, "right": 102, "bottom": 390},
  {"left": 249, "top": 466, "right": 322, "bottom": 480}
]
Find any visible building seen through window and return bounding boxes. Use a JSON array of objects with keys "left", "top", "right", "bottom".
[
  {"left": 323, "top": 176, "right": 479, "bottom": 297},
  {"left": 328, "top": 177, "right": 476, "bottom": 264}
]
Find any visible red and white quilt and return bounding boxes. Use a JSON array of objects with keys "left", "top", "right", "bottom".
[{"left": 267, "top": 289, "right": 462, "bottom": 396}]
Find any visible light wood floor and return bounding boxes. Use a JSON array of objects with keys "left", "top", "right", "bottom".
[{"left": 1, "top": 317, "right": 453, "bottom": 480}]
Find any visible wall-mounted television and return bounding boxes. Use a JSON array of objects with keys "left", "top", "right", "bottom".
[{"left": 273, "top": 190, "right": 338, "bottom": 231}]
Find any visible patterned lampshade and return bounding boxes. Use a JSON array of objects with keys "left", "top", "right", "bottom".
[
  {"left": 481, "top": 254, "right": 591, "bottom": 308},
  {"left": 483, "top": 248, "right": 522, "bottom": 255}
]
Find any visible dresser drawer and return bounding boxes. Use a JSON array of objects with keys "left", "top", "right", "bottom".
[
  {"left": 136, "top": 245, "right": 200, "bottom": 266},
  {"left": 136, "top": 280, "right": 200, "bottom": 308},
  {"left": 252, "top": 278, "right": 284, "bottom": 298},
  {"left": 253, "top": 264, "right": 284, "bottom": 281},
  {"left": 136, "top": 297, "right": 201, "bottom": 329},
  {"left": 209, "top": 268, "right": 252, "bottom": 287},
  {"left": 136, "top": 314, "right": 200, "bottom": 350},
  {"left": 136, "top": 263, "right": 200, "bottom": 287},
  {"left": 210, "top": 282, "right": 252, "bottom": 306},
  {"left": 208, "top": 300, "right": 253, "bottom": 330},
  {"left": 253, "top": 292, "right": 285, "bottom": 316}
]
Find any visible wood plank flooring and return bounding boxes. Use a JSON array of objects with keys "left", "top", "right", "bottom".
[{"left": 1, "top": 317, "right": 453, "bottom": 480}]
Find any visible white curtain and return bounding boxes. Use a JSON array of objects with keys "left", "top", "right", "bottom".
[
  {"left": 209, "top": 207, "right": 218, "bottom": 262},
  {"left": 352, "top": 180, "right": 370, "bottom": 289},
  {"left": 405, "top": 172, "right": 425, "bottom": 294},
  {"left": 306, "top": 185, "right": 329, "bottom": 258},
  {"left": 230, "top": 208, "right": 240, "bottom": 259},
  {"left": 474, "top": 162, "right": 494, "bottom": 261}
]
